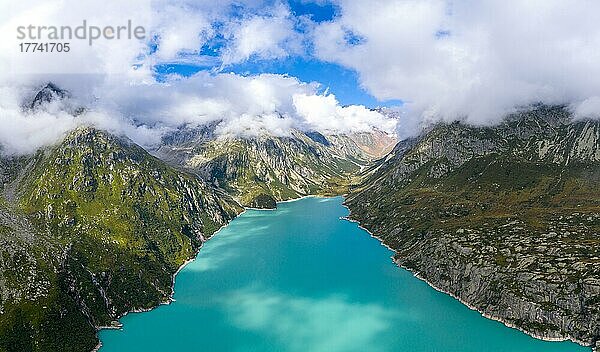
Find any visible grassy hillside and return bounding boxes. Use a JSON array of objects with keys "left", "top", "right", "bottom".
[{"left": 0, "top": 128, "right": 242, "bottom": 351}]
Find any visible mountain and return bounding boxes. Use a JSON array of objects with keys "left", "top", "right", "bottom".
[
  {"left": 340, "top": 129, "right": 398, "bottom": 159},
  {"left": 25, "top": 82, "right": 84, "bottom": 116},
  {"left": 346, "top": 105, "right": 600, "bottom": 349},
  {"left": 155, "top": 125, "right": 396, "bottom": 208},
  {"left": 28, "top": 83, "right": 68, "bottom": 110},
  {"left": 0, "top": 127, "right": 242, "bottom": 351},
  {"left": 0, "top": 84, "right": 397, "bottom": 351}
]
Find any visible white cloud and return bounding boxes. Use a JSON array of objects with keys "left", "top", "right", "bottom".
[
  {"left": 95, "top": 72, "right": 312, "bottom": 129},
  {"left": 215, "top": 113, "right": 297, "bottom": 138},
  {"left": 313, "top": 0, "right": 600, "bottom": 135},
  {"left": 221, "top": 4, "right": 301, "bottom": 65},
  {"left": 572, "top": 97, "right": 600, "bottom": 120},
  {"left": 0, "top": 1, "right": 307, "bottom": 151},
  {"left": 0, "top": 71, "right": 397, "bottom": 155},
  {"left": 0, "top": 0, "right": 153, "bottom": 78},
  {"left": 293, "top": 93, "right": 397, "bottom": 134},
  {"left": 4, "top": 0, "right": 598, "bottom": 154},
  {"left": 0, "top": 83, "right": 172, "bottom": 155},
  {"left": 5, "top": 0, "right": 600, "bottom": 146},
  {"left": 0, "top": 0, "right": 399, "bottom": 155},
  {"left": 150, "top": 4, "right": 213, "bottom": 61},
  {"left": 0, "top": 87, "right": 78, "bottom": 155},
  {"left": 95, "top": 72, "right": 396, "bottom": 140}
]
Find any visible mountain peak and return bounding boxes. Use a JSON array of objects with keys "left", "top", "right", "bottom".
[{"left": 28, "top": 82, "right": 69, "bottom": 110}]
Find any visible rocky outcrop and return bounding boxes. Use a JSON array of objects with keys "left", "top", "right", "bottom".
[
  {"left": 28, "top": 83, "right": 68, "bottom": 110},
  {"left": 25, "top": 82, "right": 84, "bottom": 116}
]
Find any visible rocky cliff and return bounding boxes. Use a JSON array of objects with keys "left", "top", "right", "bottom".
[{"left": 346, "top": 105, "right": 600, "bottom": 349}]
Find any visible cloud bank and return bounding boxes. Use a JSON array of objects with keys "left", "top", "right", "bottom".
[
  {"left": 0, "top": 0, "right": 400, "bottom": 155},
  {"left": 0, "top": 72, "right": 396, "bottom": 154},
  {"left": 312, "top": 0, "right": 600, "bottom": 136},
  {"left": 2, "top": 0, "right": 600, "bottom": 153}
]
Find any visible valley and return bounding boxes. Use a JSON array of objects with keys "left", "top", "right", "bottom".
[
  {"left": 155, "top": 124, "right": 395, "bottom": 208},
  {"left": 3, "top": 1, "right": 600, "bottom": 351},
  {"left": 0, "top": 86, "right": 598, "bottom": 351}
]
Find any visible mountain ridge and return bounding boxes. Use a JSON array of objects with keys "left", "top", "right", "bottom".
[
  {"left": 1, "top": 84, "right": 599, "bottom": 351},
  {"left": 155, "top": 124, "right": 396, "bottom": 208},
  {"left": 346, "top": 105, "right": 600, "bottom": 350}
]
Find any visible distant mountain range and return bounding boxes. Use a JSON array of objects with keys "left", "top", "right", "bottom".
[
  {"left": 155, "top": 124, "right": 395, "bottom": 208},
  {"left": 0, "top": 85, "right": 598, "bottom": 351}
]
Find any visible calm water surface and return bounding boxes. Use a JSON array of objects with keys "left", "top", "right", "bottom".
[{"left": 99, "top": 197, "right": 589, "bottom": 352}]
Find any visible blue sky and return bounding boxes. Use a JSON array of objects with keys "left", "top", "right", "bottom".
[
  {"left": 288, "top": 0, "right": 338, "bottom": 22},
  {"left": 153, "top": 0, "right": 401, "bottom": 108}
]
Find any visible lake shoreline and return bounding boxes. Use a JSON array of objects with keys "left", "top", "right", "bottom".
[
  {"left": 97, "top": 195, "right": 592, "bottom": 352},
  {"left": 94, "top": 195, "right": 325, "bottom": 352},
  {"left": 340, "top": 202, "right": 595, "bottom": 352},
  {"left": 92, "top": 206, "right": 250, "bottom": 352}
]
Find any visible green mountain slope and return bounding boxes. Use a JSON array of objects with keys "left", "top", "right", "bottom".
[
  {"left": 0, "top": 127, "right": 242, "bottom": 351},
  {"left": 346, "top": 106, "right": 600, "bottom": 349}
]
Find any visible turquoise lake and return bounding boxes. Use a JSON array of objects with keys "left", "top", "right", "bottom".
[{"left": 99, "top": 196, "right": 590, "bottom": 352}]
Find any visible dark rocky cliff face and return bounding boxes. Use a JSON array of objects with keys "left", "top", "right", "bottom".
[
  {"left": 0, "top": 127, "right": 242, "bottom": 351},
  {"left": 346, "top": 106, "right": 600, "bottom": 348}
]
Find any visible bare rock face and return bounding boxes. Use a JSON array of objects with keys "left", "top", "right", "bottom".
[
  {"left": 24, "top": 82, "right": 85, "bottom": 116},
  {"left": 347, "top": 105, "right": 600, "bottom": 348}
]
